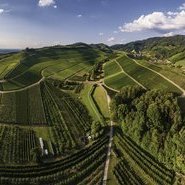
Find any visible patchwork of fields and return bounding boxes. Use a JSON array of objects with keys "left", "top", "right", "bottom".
[
  {"left": 0, "top": 46, "right": 106, "bottom": 91},
  {"left": 0, "top": 45, "right": 184, "bottom": 185},
  {"left": 104, "top": 54, "right": 182, "bottom": 94}
]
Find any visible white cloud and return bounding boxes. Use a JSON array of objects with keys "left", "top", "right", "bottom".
[
  {"left": 179, "top": 3, "right": 185, "bottom": 10},
  {"left": 99, "top": 32, "right": 104, "bottom": 36},
  {"left": 0, "top": 9, "right": 4, "bottom": 14},
  {"left": 77, "top": 14, "right": 82, "bottom": 18},
  {"left": 38, "top": 0, "right": 55, "bottom": 7},
  {"left": 107, "top": 37, "right": 115, "bottom": 42},
  {"left": 119, "top": 4, "right": 185, "bottom": 34},
  {"left": 53, "top": 5, "right": 57, "bottom": 9}
]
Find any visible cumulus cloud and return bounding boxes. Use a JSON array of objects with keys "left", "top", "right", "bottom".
[
  {"left": 179, "top": 3, "right": 185, "bottom": 10},
  {"left": 53, "top": 5, "right": 57, "bottom": 8},
  {"left": 38, "top": 0, "right": 55, "bottom": 7},
  {"left": 119, "top": 3, "right": 185, "bottom": 34},
  {"left": 0, "top": 9, "right": 4, "bottom": 14},
  {"left": 107, "top": 37, "right": 115, "bottom": 42}
]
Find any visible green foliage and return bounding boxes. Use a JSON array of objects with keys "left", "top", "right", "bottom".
[
  {"left": 112, "top": 35, "right": 185, "bottom": 59},
  {"left": 91, "top": 121, "right": 103, "bottom": 139},
  {"left": 114, "top": 128, "right": 175, "bottom": 185},
  {"left": 112, "top": 85, "right": 185, "bottom": 172}
]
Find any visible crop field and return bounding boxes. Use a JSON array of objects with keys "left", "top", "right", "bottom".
[
  {"left": 137, "top": 59, "right": 185, "bottom": 90},
  {"left": 0, "top": 125, "right": 39, "bottom": 164},
  {"left": 113, "top": 128, "right": 176, "bottom": 185},
  {"left": 51, "top": 63, "right": 91, "bottom": 81},
  {"left": 0, "top": 135, "right": 108, "bottom": 185},
  {"left": 0, "top": 52, "right": 22, "bottom": 80},
  {"left": 0, "top": 46, "right": 106, "bottom": 91},
  {"left": 117, "top": 55, "right": 182, "bottom": 93},
  {"left": 104, "top": 60, "right": 122, "bottom": 78},
  {"left": 0, "top": 84, "right": 46, "bottom": 125},
  {"left": 0, "top": 43, "right": 183, "bottom": 185},
  {"left": 104, "top": 59, "right": 137, "bottom": 91},
  {"left": 104, "top": 72, "right": 136, "bottom": 91},
  {"left": 40, "top": 82, "right": 92, "bottom": 154}
]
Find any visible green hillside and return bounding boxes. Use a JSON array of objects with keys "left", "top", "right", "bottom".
[{"left": 0, "top": 42, "right": 184, "bottom": 185}]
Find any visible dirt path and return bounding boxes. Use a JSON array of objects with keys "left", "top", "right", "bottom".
[
  {"left": 102, "top": 85, "right": 113, "bottom": 185},
  {"left": 133, "top": 59, "right": 185, "bottom": 96},
  {"left": 115, "top": 60, "right": 147, "bottom": 90},
  {"left": 0, "top": 77, "right": 45, "bottom": 94}
]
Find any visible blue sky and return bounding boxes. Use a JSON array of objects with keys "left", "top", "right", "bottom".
[{"left": 0, "top": 0, "right": 185, "bottom": 48}]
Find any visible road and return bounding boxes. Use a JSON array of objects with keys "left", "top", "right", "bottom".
[
  {"left": 133, "top": 59, "right": 185, "bottom": 96},
  {"left": 102, "top": 85, "right": 113, "bottom": 185},
  {"left": 0, "top": 77, "right": 45, "bottom": 94}
]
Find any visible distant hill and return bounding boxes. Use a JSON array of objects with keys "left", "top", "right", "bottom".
[
  {"left": 111, "top": 35, "right": 185, "bottom": 61},
  {"left": 0, "top": 49, "right": 20, "bottom": 54}
]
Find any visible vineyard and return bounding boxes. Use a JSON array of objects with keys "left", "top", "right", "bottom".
[
  {"left": 0, "top": 43, "right": 184, "bottom": 185},
  {"left": 0, "top": 135, "right": 109, "bottom": 185},
  {"left": 40, "top": 81, "right": 92, "bottom": 154},
  {"left": 117, "top": 55, "right": 182, "bottom": 93},
  {"left": 113, "top": 128, "right": 176, "bottom": 185},
  {"left": 0, "top": 84, "right": 46, "bottom": 125},
  {"left": 0, "top": 125, "right": 38, "bottom": 165}
]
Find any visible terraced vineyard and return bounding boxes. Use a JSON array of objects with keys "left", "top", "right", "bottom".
[
  {"left": 104, "top": 54, "right": 183, "bottom": 94},
  {"left": 0, "top": 46, "right": 106, "bottom": 91},
  {"left": 0, "top": 43, "right": 184, "bottom": 185},
  {"left": 117, "top": 55, "right": 182, "bottom": 93},
  {"left": 104, "top": 60, "right": 137, "bottom": 91}
]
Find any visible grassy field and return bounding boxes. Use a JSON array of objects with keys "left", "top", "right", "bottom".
[
  {"left": 92, "top": 85, "right": 109, "bottom": 119},
  {"left": 117, "top": 55, "right": 182, "bottom": 93},
  {"left": 79, "top": 84, "right": 104, "bottom": 124}
]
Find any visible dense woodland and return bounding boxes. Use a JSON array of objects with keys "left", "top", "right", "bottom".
[
  {"left": 111, "top": 85, "right": 185, "bottom": 173},
  {"left": 111, "top": 35, "right": 185, "bottom": 59}
]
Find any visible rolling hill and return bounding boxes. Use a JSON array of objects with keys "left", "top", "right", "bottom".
[{"left": 0, "top": 41, "right": 184, "bottom": 185}]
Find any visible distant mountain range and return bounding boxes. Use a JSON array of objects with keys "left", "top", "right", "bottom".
[
  {"left": 0, "top": 49, "right": 20, "bottom": 54},
  {"left": 111, "top": 35, "right": 185, "bottom": 61}
]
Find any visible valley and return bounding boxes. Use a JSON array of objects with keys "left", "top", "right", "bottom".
[{"left": 0, "top": 36, "right": 185, "bottom": 185}]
